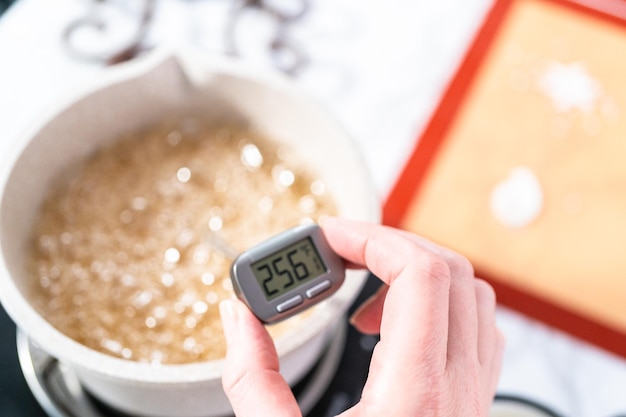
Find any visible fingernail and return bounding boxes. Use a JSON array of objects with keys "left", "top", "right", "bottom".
[
  {"left": 348, "top": 312, "right": 358, "bottom": 327},
  {"left": 348, "top": 302, "right": 366, "bottom": 327},
  {"left": 219, "top": 299, "right": 238, "bottom": 344}
]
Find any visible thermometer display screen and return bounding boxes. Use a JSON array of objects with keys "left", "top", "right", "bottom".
[
  {"left": 231, "top": 223, "right": 345, "bottom": 323},
  {"left": 251, "top": 237, "right": 327, "bottom": 301}
]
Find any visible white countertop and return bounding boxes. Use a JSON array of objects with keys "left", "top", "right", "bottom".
[{"left": 1, "top": 1, "right": 626, "bottom": 416}]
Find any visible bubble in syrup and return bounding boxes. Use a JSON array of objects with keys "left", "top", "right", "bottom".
[
  {"left": 241, "top": 143, "right": 264, "bottom": 169},
  {"left": 164, "top": 248, "right": 181, "bottom": 263},
  {"left": 274, "top": 167, "right": 295, "bottom": 188},
  {"left": 167, "top": 131, "right": 182, "bottom": 146},
  {"left": 176, "top": 167, "right": 192, "bottom": 183},
  {"left": 161, "top": 273, "right": 175, "bottom": 287},
  {"left": 310, "top": 180, "right": 326, "bottom": 195},
  {"left": 180, "top": 292, "right": 196, "bottom": 306},
  {"left": 131, "top": 196, "right": 148, "bottom": 211},
  {"left": 258, "top": 196, "right": 273, "bottom": 213},
  {"left": 201, "top": 272, "right": 215, "bottom": 286},
  {"left": 299, "top": 195, "right": 317, "bottom": 213},
  {"left": 208, "top": 216, "right": 223, "bottom": 231},
  {"left": 121, "top": 348, "right": 133, "bottom": 359},
  {"left": 121, "top": 274, "right": 136, "bottom": 286},
  {"left": 39, "top": 235, "right": 57, "bottom": 253},
  {"left": 120, "top": 210, "right": 133, "bottom": 224},
  {"left": 183, "top": 337, "right": 196, "bottom": 351},
  {"left": 102, "top": 339, "right": 123, "bottom": 354},
  {"left": 206, "top": 292, "right": 219, "bottom": 304},
  {"left": 193, "top": 246, "right": 210, "bottom": 265},
  {"left": 133, "top": 291, "right": 153, "bottom": 308},
  {"left": 193, "top": 301, "right": 208, "bottom": 314},
  {"left": 185, "top": 316, "right": 198, "bottom": 329},
  {"left": 40, "top": 276, "right": 50, "bottom": 288},
  {"left": 60, "top": 232, "right": 73, "bottom": 245},
  {"left": 124, "top": 307, "right": 136, "bottom": 318},
  {"left": 153, "top": 306, "right": 167, "bottom": 319},
  {"left": 176, "top": 228, "right": 195, "bottom": 248}
]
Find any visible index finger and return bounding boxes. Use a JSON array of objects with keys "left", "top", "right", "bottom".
[
  {"left": 321, "top": 217, "right": 453, "bottom": 412},
  {"left": 320, "top": 217, "right": 449, "bottom": 287}
]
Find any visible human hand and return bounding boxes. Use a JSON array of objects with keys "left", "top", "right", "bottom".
[{"left": 219, "top": 217, "right": 505, "bottom": 417}]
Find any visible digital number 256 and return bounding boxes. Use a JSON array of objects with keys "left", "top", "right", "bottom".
[{"left": 256, "top": 250, "right": 309, "bottom": 296}]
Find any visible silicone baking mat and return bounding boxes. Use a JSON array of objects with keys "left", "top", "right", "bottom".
[{"left": 384, "top": 0, "right": 626, "bottom": 356}]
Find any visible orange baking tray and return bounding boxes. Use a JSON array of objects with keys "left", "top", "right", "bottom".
[{"left": 384, "top": 0, "right": 626, "bottom": 357}]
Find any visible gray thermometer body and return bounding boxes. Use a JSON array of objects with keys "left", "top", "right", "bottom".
[{"left": 230, "top": 224, "right": 345, "bottom": 324}]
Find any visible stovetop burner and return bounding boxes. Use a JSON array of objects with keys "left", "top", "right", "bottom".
[
  {"left": 16, "top": 321, "right": 347, "bottom": 417},
  {"left": 0, "top": 274, "right": 383, "bottom": 417}
]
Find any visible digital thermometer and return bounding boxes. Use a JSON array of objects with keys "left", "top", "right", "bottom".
[{"left": 230, "top": 224, "right": 345, "bottom": 324}]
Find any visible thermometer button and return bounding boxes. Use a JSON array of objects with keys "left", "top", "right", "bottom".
[
  {"left": 305, "top": 280, "right": 332, "bottom": 299},
  {"left": 276, "top": 295, "right": 304, "bottom": 313}
]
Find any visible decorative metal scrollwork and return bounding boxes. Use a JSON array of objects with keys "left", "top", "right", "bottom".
[
  {"left": 224, "top": 0, "right": 309, "bottom": 75},
  {"left": 62, "top": 0, "right": 309, "bottom": 75},
  {"left": 62, "top": 0, "right": 155, "bottom": 65}
]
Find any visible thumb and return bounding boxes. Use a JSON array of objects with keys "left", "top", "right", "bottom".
[{"left": 220, "top": 299, "right": 301, "bottom": 417}]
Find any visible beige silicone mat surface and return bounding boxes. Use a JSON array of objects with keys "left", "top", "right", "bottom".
[{"left": 401, "top": 0, "right": 626, "bottom": 334}]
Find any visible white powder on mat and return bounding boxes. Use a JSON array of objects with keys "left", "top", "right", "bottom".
[{"left": 489, "top": 166, "right": 543, "bottom": 228}]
